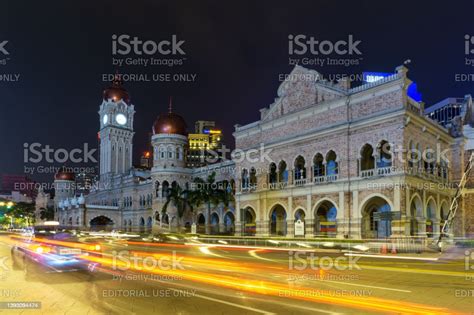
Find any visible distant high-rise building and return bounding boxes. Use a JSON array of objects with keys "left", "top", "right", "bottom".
[
  {"left": 187, "top": 121, "right": 223, "bottom": 167},
  {"left": 140, "top": 151, "right": 152, "bottom": 169},
  {"left": 195, "top": 120, "right": 215, "bottom": 134}
]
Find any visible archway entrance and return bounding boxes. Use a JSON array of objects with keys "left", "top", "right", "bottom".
[
  {"left": 197, "top": 213, "right": 206, "bottom": 234},
  {"left": 361, "top": 197, "right": 392, "bottom": 239},
  {"left": 210, "top": 213, "right": 220, "bottom": 234},
  {"left": 147, "top": 216, "right": 153, "bottom": 232},
  {"left": 410, "top": 196, "right": 423, "bottom": 236},
  {"left": 426, "top": 199, "right": 437, "bottom": 238},
  {"left": 314, "top": 201, "right": 337, "bottom": 237},
  {"left": 243, "top": 207, "right": 256, "bottom": 236},
  {"left": 270, "top": 205, "right": 287, "bottom": 236},
  {"left": 224, "top": 212, "right": 235, "bottom": 235},
  {"left": 139, "top": 217, "right": 145, "bottom": 233},
  {"left": 89, "top": 216, "right": 114, "bottom": 231},
  {"left": 440, "top": 201, "right": 449, "bottom": 235}
]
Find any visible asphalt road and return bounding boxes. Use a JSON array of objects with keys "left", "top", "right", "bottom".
[{"left": 0, "top": 234, "right": 472, "bottom": 315}]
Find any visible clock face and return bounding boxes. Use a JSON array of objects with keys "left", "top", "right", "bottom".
[
  {"left": 116, "top": 113, "right": 127, "bottom": 125},
  {"left": 103, "top": 114, "right": 108, "bottom": 125}
]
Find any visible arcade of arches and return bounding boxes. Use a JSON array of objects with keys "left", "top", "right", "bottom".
[{"left": 235, "top": 193, "right": 450, "bottom": 239}]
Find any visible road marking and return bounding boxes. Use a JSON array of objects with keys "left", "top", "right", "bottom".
[
  {"left": 184, "top": 242, "right": 338, "bottom": 253},
  {"left": 315, "top": 279, "right": 411, "bottom": 293},
  {"left": 344, "top": 253, "right": 439, "bottom": 261},
  {"left": 249, "top": 250, "right": 277, "bottom": 262},
  {"left": 197, "top": 246, "right": 224, "bottom": 258},
  {"left": 176, "top": 289, "right": 276, "bottom": 314},
  {"left": 238, "top": 294, "right": 345, "bottom": 315},
  {"left": 356, "top": 264, "right": 470, "bottom": 278}
]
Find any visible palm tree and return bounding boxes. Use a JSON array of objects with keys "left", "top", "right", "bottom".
[
  {"left": 188, "top": 172, "right": 232, "bottom": 234},
  {"left": 162, "top": 183, "right": 192, "bottom": 232}
]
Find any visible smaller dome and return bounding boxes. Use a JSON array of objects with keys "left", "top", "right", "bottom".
[
  {"left": 153, "top": 112, "right": 187, "bottom": 136},
  {"left": 103, "top": 73, "right": 130, "bottom": 104},
  {"left": 55, "top": 166, "right": 75, "bottom": 181}
]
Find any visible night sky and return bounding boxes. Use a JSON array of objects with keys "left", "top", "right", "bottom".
[{"left": 1, "top": 0, "right": 473, "bottom": 185}]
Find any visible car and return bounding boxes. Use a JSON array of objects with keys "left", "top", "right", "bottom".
[{"left": 11, "top": 225, "right": 103, "bottom": 277}]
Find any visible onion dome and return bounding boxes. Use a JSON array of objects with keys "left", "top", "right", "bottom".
[
  {"left": 103, "top": 73, "right": 130, "bottom": 104},
  {"left": 55, "top": 166, "right": 75, "bottom": 181},
  {"left": 152, "top": 98, "right": 187, "bottom": 135}
]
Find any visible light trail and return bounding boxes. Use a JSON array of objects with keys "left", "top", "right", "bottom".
[{"left": 78, "top": 253, "right": 458, "bottom": 314}]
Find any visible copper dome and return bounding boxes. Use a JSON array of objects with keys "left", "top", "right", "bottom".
[
  {"left": 55, "top": 166, "right": 75, "bottom": 181},
  {"left": 103, "top": 74, "right": 130, "bottom": 104},
  {"left": 153, "top": 112, "right": 187, "bottom": 136}
]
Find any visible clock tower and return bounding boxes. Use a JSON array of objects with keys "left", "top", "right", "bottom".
[{"left": 98, "top": 75, "right": 135, "bottom": 179}]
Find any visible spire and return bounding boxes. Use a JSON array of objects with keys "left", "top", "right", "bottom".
[
  {"left": 168, "top": 96, "right": 173, "bottom": 113},
  {"left": 113, "top": 70, "right": 122, "bottom": 86}
]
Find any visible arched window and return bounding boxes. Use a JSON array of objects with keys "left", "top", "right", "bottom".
[
  {"left": 155, "top": 181, "right": 160, "bottom": 198},
  {"left": 408, "top": 141, "right": 416, "bottom": 168},
  {"left": 171, "top": 181, "right": 178, "bottom": 189},
  {"left": 377, "top": 140, "right": 392, "bottom": 168},
  {"left": 416, "top": 143, "right": 422, "bottom": 170},
  {"left": 326, "top": 151, "right": 338, "bottom": 175},
  {"left": 313, "top": 153, "right": 325, "bottom": 177},
  {"left": 241, "top": 169, "right": 249, "bottom": 189},
  {"left": 160, "top": 146, "right": 165, "bottom": 159},
  {"left": 424, "top": 147, "right": 435, "bottom": 174},
  {"left": 440, "top": 158, "right": 448, "bottom": 179},
  {"left": 269, "top": 163, "right": 277, "bottom": 184},
  {"left": 278, "top": 161, "right": 288, "bottom": 183},
  {"left": 249, "top": 168, "right": 257, "bottom": 188},
  {"left": 360, "top": 144, "right": 374, "bottom": 172},
  {"left": 294, "top": 156, "right": 306, "bottom": 180},
  {"left": 162, "top": 181, "right": 169, "bottom": 198}
]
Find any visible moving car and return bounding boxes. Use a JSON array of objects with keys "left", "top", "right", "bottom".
[{"left": 11, "top": 224, "right": 102, "bottom": 276}]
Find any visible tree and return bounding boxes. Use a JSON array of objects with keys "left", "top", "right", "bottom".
[
  {"left": 9, "top": 202, "right": 36, "bottom": 226},
  {"left": 162, "top": 183, "right": 192, "bottom": 232},
  {"left": 39, "top": 206, "right": 55, "bottom": 221},
  {"left": 188, "top": 172, "right": 232, "bottom": 234}
]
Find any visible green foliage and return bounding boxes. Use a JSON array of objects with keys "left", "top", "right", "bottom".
[
  {"left": 162, "top": 184, "right": 192, "bottom": 219},
  {"left": 188, "top": 172, "right": 232, "bottom": 221},
  {"left": 39, "top": 206, "right": 55, "bottom": 221}
]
